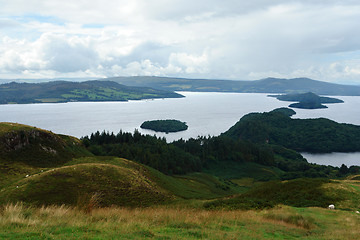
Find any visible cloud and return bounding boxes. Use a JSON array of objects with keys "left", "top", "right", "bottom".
[{"left": 1, "top": 1, "right": 360, "bottom": 83}]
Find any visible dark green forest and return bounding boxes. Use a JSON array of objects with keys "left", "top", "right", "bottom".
[
  {"left": 224, "top": 109, "right": 360, "bottom": 153},
  {"left": 81, "top": 129, "right": 357, "bottom": 179}
]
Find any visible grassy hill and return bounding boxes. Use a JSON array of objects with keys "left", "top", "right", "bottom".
[
  {"left": 0, "top": 80, "right": 183, "bottom": 104},
  {"left": 108, "top": 76, "right": 360, "bottom": 95},
  {"left": 0, "top": 123, "right": 242, "bottom": 207}
]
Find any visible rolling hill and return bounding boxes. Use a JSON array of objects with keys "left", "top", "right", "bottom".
[
  {"left": 108, "top": 76, "right": 360, "bottom": 95},
  {"left": 0, "top": 123, "right": 241, "bottom": 207}
]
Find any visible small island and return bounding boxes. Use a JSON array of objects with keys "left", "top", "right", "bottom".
[
  {"left": 140, "top": 119, "right": 188, "bottom": 133},
  {"left": 268, "top": 92, "right": 344, "bottom": 109}
]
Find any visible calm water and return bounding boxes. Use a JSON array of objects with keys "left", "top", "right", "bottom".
[{"left": 0, "top": 92, "right": 359, "bottom": 166}]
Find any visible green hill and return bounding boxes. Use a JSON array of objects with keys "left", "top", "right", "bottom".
[
  {"left": 0, "top": 122, "right": 91, "bottom": 167},
  {"left": 1, "top": 162, "right": 172, "bottom": 207},
  {"left": 0, "top": 80, "right": 183, "bottom": 104},
  {"left": 0, "top": 123, "right": 242, "bottom": 206},
  {"left": 223, "top": 108, "right": 360, "bottom": 153}
]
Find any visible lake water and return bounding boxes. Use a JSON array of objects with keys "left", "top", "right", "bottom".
[{"left": 0, "top": 92, "right": 359, "bottom": 166}]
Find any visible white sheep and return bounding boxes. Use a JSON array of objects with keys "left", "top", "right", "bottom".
[{"left": 328, "top": 204, "right": 335, "bottom": 210}]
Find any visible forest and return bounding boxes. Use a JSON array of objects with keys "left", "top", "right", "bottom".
[
  {"left": 224, "top": 108, "right": 360, "bottom": 153},
  {"left": 81, "top": 129, "right": 358, "bottom": 179}
]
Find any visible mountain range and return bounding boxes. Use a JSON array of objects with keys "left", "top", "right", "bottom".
[{"left": 107, "top": 76, "right": 360, "bottom": 95}]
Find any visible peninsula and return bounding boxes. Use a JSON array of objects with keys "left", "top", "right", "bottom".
[{"left": 0, "top": 80, "right": 183, "bottom": 104}]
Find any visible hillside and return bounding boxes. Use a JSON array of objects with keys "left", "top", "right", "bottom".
[
  {"left": 223, "top": 108, "right": 360, "bottom": 153},
  {"left": 108, "top": 76, "right": 360, "bottom": 95},
  {"left": 0, "top": 80, "right": 183, "bottom": 104},
  {"left": 0, "top": 123, "right": 241, "bottom": 207}
]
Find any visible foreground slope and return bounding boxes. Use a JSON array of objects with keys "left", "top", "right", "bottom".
[
  {"left": 2, "top": 203, "right": 360, "bottom": 239},
  {"left": 1, "top": 161, "right": 173, "bottom": 207}
]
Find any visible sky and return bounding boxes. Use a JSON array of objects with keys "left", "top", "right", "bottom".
[{"left": 1, "top": 0, "right": 360, "bottom": 84}]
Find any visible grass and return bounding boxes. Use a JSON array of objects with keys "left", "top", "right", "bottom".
[
  {"left": 1, "top": 203, "right": 360, "bottom": 239},
  {"left": 0, "top": 163, "right": 173, "bottom": 207},
  {"left": 204, "top": 178, "right": 360, "bottom": 211},
  {"left": 65, "top": 156, "right": 242, "bottom": 200}
]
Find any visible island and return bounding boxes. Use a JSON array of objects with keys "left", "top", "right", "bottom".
[
  {"left": 0, "top": 80, "right": 184, "bottom": 104},
  {"left": 268, "top": 92, "right": 343, "bottom": 109},
  {"left": 140, "top": 119, "right": 188, "bottom": 133}
]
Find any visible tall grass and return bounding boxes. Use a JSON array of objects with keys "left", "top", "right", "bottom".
[{"left": 1, "top": 203, "right": 360, "bottom": 239}]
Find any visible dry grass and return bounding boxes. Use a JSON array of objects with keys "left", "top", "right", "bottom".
[{"left": 0, "top": 203, "right": 360, "bottom": 239}]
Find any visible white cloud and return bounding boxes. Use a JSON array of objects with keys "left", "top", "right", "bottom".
[{"left": 1, "top": 1, "right": 360, "bottom": 83}]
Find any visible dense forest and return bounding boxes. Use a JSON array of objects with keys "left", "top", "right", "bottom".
[
  {"left": 81, "top": 129, "right": 358, "bottom": 179},
  {"left": 140, "top": 120, "right": 188, "bottom": 133},
  {"left": 223, "top": 108, "right": 360, "bottom": 153}
]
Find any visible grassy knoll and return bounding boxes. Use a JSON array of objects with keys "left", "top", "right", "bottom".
[
  {"left": 1, "top": 203, "right": 360, "bottom": 239},
  {"left": 0, "top": 163, "right": 173, "bottom": 207},
  {"left": 0, "top": 156, "right": 242, "bottom": 207}
]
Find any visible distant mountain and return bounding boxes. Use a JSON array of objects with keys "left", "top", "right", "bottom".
[
  {"left": 107, "top": 76, "right": 360, "bottom": 96},
  {"left": 0, "top": 80, "right": 183, "bottom": 104}
]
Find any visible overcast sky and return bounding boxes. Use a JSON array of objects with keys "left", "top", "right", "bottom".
[{"left": 1, "top": 0, "right": 360, "bottom": 84}]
